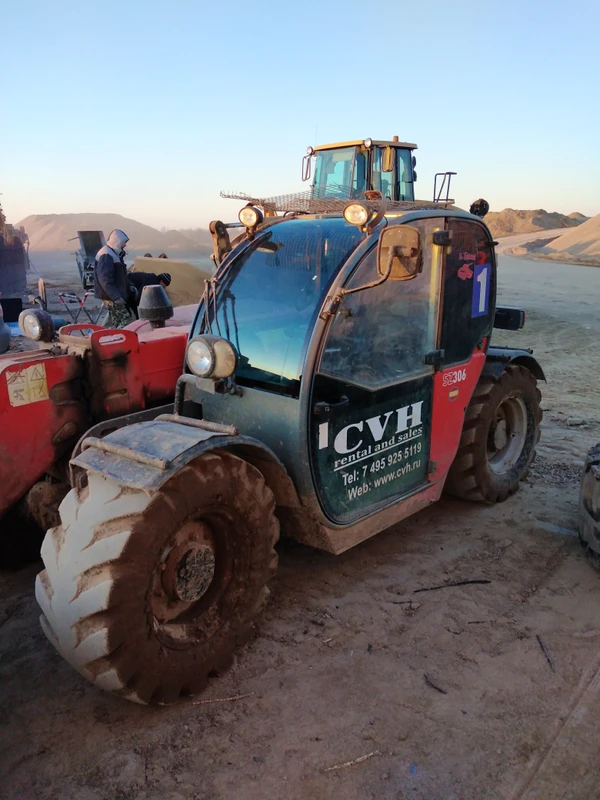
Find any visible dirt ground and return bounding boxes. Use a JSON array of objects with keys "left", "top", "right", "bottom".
[{"left": 1, "top": 242, "right": 600, "bottom": 800}]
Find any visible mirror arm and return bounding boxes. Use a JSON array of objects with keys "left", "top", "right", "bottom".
[
  {"left": 339, "top": 249, "right": 394, "bottom": 297},
  {"left": 209, "top": 220, "right": 232, "bottom": 268},
  {"left": 364, "top": 195, "right": 388, "bottom": 234}
]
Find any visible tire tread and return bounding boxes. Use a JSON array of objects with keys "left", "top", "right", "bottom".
[{"left": 446, "top": 365, "right": 542, "bottom": 504}]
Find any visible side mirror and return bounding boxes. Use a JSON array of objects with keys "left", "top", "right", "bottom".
[
  {"left": 302, "top": 154, "right": 312, "bottom": 182},
  {"left": 377, "top": 225, "right": 422, "bottom": 281},
  {"left": 494, "top": 306, "right": 525, "bottom": 330},
  {"left": 381, "top": 146, "right": 395, "bottom": 173}
]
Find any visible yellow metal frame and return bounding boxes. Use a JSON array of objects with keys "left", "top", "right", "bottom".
[{"left": 314, "top": 139, "right": 418, "bottom": 151}]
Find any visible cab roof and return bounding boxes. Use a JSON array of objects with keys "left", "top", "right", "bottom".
[{"left": 314, "top": 139, "right": 418, "bottom": 151}]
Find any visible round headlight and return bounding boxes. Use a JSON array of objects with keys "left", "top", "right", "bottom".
[
  {"left": 363, "top": 138, "right": 373, "bottom": 149},
  {"left": 186, "top": 335, "right": 238, "bottom": 380},
  {"left": 23, "top": 314, "right": 41, "bottom": 339},
  {"left": 343, "top": 202, "right": 371, "bottom": 227},
  {"left": 18, "top": 308, "right": 55, "bottom": 342},
  {"left": 239, "top": 205, "right": 264, "bottom": 229},
  {"left": 187, "top": 337, "right": 215, "bottom": 377},
  {"left": 306, "top": 145, "right": 314, "bottom": 156}
]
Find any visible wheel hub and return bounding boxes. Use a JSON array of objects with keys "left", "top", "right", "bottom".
[
  {"left": 493, "top": 418, "right": 508, "bottom": 450},
  {"left": 163, "top": 542, "right": 216, "bottom": 603},
  {"left": 488, "top": 395, "right": 528, "bottom": 475}
]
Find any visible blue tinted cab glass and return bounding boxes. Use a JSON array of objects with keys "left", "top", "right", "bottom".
[
  {"left": 313, "top": 147, "right": 366, "bottom": 198},
  {"left": 198, "top": 218, "right": 363, "bottom": 392},
  {"left": 371, "top": 147, "right": 414, "bottom": 201}
]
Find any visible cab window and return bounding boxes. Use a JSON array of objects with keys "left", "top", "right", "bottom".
[
  {"left": 440, "top": 220, "right": 496, "bottom": 364},
  {"left": 313, "top": 147, "right": 356, "bottom": 195},
  {"left": 395, "top": 148, "right": 414, "bottom": 201},
  {"left": 371, "top": 147, "right": 414, "bottom": 201},
  {"left": 371, "top": 148, "right": 394, "bottom": 199},
  {"left": 199, "top": 218, "right": 363, "bottom": 394},
  {"left": 319, "top": 218, "right": 442, "bottom": 390}
]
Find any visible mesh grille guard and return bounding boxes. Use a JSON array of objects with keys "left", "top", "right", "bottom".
[{"left": 221, "top": 186, "right": 456, "bottom": 216}]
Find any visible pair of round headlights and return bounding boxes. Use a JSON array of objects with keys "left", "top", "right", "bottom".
[
  {"left": 240, "top": 198, "right": 372, "bottom": 229},
  {"left": 19, "top": 304, "right": 238, "bottom": 383},
  {"left": 186, "top": 335, "right": 238, "bottom": 380}
]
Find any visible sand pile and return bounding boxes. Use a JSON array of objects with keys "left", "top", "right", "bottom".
[
  {"left": 485, "top": 208, "right": 587, "bottom": 238},
  {"left": 539, "top": 213, "right": 600, "bottom": 265},
  {"left": 17, "top": 213, "right": 212, "bottom": 253}
]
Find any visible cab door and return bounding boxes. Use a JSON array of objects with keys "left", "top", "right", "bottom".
[
  {"left": 426, "top": 217, "right": 497, "bottom": 479},
  {"left": 309, "top": 217, "right": 444, "bottom": 525}
]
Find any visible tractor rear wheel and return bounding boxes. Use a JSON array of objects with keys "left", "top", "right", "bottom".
[
  {"left": 445, "top": 364, "right": 542, "bottom": 503},
  {"left": 0, "top": 480, "right": 69, "bottom": 569},
  {"left": 35, "top": 451, "right": 279, "bottom": 704},
  {"left": 578, "top": 444, "right": 600, "bottom": 570}
]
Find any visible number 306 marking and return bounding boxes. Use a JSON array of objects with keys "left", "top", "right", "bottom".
[
  {"left": 472, "top": 263, "right": 490, "bottom": 318},
  {"left": 442, "top": 368, "right": 467, "bottom": 387}
]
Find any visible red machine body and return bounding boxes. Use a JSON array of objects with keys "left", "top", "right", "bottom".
[
  {"left": 429, "top": 349, "right": 487, "bottom": 481},
  {"left": 0, "top": 309, "right": 193, "bottom": 521}
]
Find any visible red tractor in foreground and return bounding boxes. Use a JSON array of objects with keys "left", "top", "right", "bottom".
[
  {"left": 31, "top": 138, "right": 544, "bottom": 704},
  {"left": 0, "top": 304, "right": 193, "bottom": 563}
]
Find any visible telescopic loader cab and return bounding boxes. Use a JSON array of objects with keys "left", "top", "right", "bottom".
[
  {"left": 304, "top": 137, "right": 418, "bottom": 202},
  {"left": 35, "top": 138, "right": 544, "bottom": 704}
]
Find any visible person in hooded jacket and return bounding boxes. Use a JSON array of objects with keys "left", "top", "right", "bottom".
[{"left": 94, "top": 229, "right": 134, "bottom": 328}]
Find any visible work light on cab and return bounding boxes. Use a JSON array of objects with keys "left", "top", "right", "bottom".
[
  {"left": 343, "top": 202, "right": 371, "bottom": 227},
  {"left": 18, "top": 308, "right": 55, "bottom": 342},
  {"left": 238, "top": 205, "right": 263, "bottom": 230},
  {"left": 186, "top": 335, "right": 238, "bottom": 379}
]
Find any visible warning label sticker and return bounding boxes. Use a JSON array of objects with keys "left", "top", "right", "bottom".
[{"left": 6, "top": 363, "right": 49, "bottom": 406}]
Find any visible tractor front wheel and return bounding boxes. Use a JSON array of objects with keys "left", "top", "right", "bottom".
[
  {"left": 445, "top": 364, "right": 542, "bottom": 503},
  {"left": 35, "top": 451, "right": 279, "bottom": 704}
]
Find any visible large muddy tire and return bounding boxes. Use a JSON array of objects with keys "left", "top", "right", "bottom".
[
  {"left": 35, "top": 451, "right": 279, "bottom": 704},
  {"left": 579, "top": 444, "right": 600, "bottom": 570},
  {"left": 445, "top": 364, "right": 542, "bottom": 503}
]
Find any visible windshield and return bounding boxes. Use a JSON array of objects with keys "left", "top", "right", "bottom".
[
  {"left": 312, "top": 147, "right": 367, "bottom": 198},
  {"left": 196, "top": 218, "right": 363, "bottom": 394}
]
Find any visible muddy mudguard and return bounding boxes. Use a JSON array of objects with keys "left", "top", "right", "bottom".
[
  {"left": 70, "top": 416, "right": 287, "bottom": 494},
  {"left": 483, "top": 346, "right": 546, "bottom": 382}
]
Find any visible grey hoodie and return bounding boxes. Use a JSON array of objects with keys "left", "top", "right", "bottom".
[{"left": 94, "top": 229, "right": 130, "bottom": 302}]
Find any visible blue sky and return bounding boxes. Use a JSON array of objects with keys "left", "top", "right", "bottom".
[{"left": 3, "top": 0, "right": 599, "bottom": 229}]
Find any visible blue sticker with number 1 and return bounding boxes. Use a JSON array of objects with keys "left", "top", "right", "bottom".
[{"left": 472, "top": 263, "right": 490, "bottom": 317}]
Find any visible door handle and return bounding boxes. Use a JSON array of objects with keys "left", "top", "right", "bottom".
[{"left": 313, "top": 395, "right": 349, "bottom": 415}]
